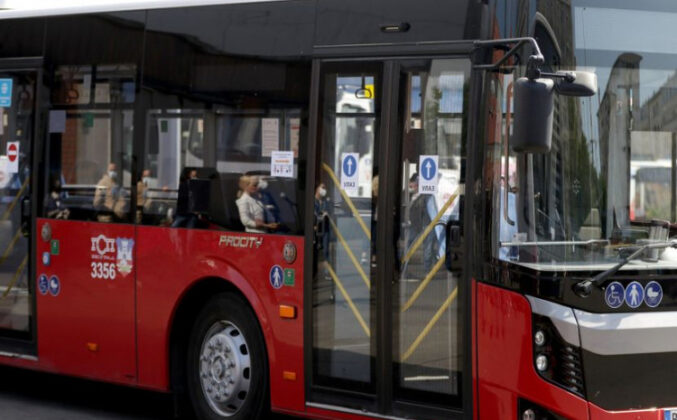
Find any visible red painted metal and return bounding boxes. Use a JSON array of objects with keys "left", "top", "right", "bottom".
[
  {"left": 476, "top": 282, "right": 589, "bottom": 419},
  {"left": 134, "top": 225, "right": 305, "bottom": 412},
  {"left": 34, "top": 219, "right": 136, "bottom": 384},
  {"left": 4, "top": 219, "right": 672, "bottom": 419},
  {"left": 0, "top": 219, "right": 305, "bottom": 413}
]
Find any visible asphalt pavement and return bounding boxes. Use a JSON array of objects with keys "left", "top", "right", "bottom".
[{"left": 0, "top": 365, "right": 297, "bottom": 420}]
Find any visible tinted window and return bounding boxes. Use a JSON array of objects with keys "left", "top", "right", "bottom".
[
  {"left": 139, "top": 5, "right": 311, "bottom": 234},
  {"left": 43, "top": 13, "right": 145, "bottom": 223}
]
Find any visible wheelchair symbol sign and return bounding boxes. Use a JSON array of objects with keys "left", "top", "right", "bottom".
[{"left": 604, "top": 281, "right": 624, "bottom": 309}]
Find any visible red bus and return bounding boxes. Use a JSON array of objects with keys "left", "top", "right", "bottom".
[{"left": 0, "top": 1, "right": 674, "bottom": 419}]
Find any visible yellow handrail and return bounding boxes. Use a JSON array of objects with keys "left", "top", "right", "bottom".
[
  {"left": 401, "top": 286, "right": 458, "bottom": 362},
  {"left": 321, "top": 163, "right": 371, "bottom": 240},
  {"left": 326, "top": 216, "right": 370, "bottom": 289},
  {"left": 401, "top": 255, "right": 446, "bottom": 312},
  {"left": 402, "top": 187, "right": 459, "bottom": 264},
  {"left": 1, "top": 176, "right": 29, "bottom": 221},
  {"left": 325, "top": 262, "right": 371, "bottom": 337}
]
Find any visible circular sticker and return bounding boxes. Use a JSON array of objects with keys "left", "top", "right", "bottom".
[
  {"left": 42, "top": 252, "right": 50, "bottom": 267},
  {"left": 343, "top": 155, "right": 357, "bottom": 177},
  {"left": 644, "top": 281, "right": 663, "bottom": 308},
  {"left": 269, "top": 265, "right": 284, "bottom": 290},
  {"left": 41, "top": 223, "right": 52, "bottom": 242},
  {"left": 625, "top": 281, "right": 644, "bottom": 309},
  {"left": 37, "top": 274, "right": 48, "bottom": 295},
  {"left": 604, "top": 281, "right": 625, "bottom": 309},
  {"left": 283, "top": 241, "right": 297, "bottom": 264},
  {"left": 421, "top": 157, "right": 437, "bottom": 181},
  {"left": 48, "top": 275, "right": 60, "bottom": 297}
]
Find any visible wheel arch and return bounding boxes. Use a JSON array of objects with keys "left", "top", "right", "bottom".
[{"left": 167, "top": 276, "right": 272, "bottom": 404}]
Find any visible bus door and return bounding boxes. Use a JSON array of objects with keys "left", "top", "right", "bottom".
[
  {"left": 308, "top": 58, "right": 471, "bottom": 419},
  {"left": 0, "top": 62, "right": 40, "bottom": 352}
]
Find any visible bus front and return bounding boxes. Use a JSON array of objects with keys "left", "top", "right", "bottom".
[{"left": 481, "top": 0, "right": 677, "bottom": 418}]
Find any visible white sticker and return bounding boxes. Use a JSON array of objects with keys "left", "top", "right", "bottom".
[
  {"left": 49, "top": 110, "right": 66, "bottom": 133},
  {"left": 0, "top": 156, "right": 8, "bottom": 189},
  {"left": 270, "top": 150, "right": 294, "bottom": 178},
  {"left": 261, "top": 118, "right": 279, "bottom": 157},
  {"left": 418, "top": 155, "right": 438, "bottom": 195},
  {"left": 340, "top": 152, "right": 359, "bottom": 197},
  {"left": 6, "top": 141, "right": 19, "bottom": 173}
]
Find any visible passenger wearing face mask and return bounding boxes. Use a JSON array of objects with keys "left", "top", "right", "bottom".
[
  {"left": 93, "top": 162, "right": 121, "bottom": 222},
  {"left": 236, "top": 175, "right": 279, "bottom": 233},
  {"left": 136, "top": 169, "right": 153, "bottom": 223}
]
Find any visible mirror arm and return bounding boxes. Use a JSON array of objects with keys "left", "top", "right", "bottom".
[{"left": 473, "top": 37, "right": 544, "bottom": 79}]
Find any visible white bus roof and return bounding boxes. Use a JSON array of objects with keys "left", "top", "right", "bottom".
[{"left": 0, "top": 0, "right": 284, "bottom": 20}]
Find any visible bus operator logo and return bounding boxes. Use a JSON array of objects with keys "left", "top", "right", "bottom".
[{"left": 91, "top": 234, "right": 116, "bottom": 257}]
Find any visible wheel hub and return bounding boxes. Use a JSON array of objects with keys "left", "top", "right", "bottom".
[{"left": 199, "top": 322, "right": 251, "bottom": 416}]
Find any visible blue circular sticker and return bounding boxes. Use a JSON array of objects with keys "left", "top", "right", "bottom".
[
  {"left": 421, "top": 157, "right": 437, "bottom": 181},
  {"left": 644, "top": 281, "right": 663, "bottom": 308},
  {"left": 604, "top": 281, "right": 625, "bottom": 309},
  {"left": 342, "top": 155, "right": 357, "bottom": 177},
  {"left": 269, "top": 265, "right": 284, "bottom": 290},
  {"left": 48, "top": 275, "right": 60, "bottom": 297},
  {"left": 625, "top": 281, "right": 644, "bottom": 309},
  {"left": 38, "top": 274, "right": 49, "bottom": 296}
]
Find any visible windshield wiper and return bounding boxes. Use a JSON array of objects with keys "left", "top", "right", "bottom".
[
  {"left": 500, "top": 239, "right": 609, "bottom": 247},
  {"left": 573, "top": 241, "right": 677, "bottom": 297}
]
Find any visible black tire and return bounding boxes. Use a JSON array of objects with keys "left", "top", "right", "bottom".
[{"left": 186, "top": 293, "right": 269, "bottom": 420}]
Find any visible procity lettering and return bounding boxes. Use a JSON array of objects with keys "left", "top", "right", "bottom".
[{"left": 218, "top": 235, "right": 264, "bottom": 249}]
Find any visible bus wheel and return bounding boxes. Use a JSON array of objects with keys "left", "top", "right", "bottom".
[{"left": 187, "top": 293, "right": 269, "bottom": 420}]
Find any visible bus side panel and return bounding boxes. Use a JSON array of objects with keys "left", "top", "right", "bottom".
[
  {"left": 34, "top": 219, "right": 137, "bottom": 385},
  {"left": 135, "top": 226, "right": 305, "bottom": 413},
  {"left": 476, "top": 282, "right": 588, "bottom": 419}
]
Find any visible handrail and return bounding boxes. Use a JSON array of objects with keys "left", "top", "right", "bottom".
[{"left": 321, "top": 163, "right": 371, "bottom": 240}]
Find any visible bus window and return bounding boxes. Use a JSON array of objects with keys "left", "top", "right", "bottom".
[
  {"left": 312, "top": 63, "right": 381, "bottom": 393},
  {"left": 139, "top": 8, "right": 310, "bottom": 233},
  {"left": 393, "top": 59, "right": 468, "bottom": 406},
  {"left": 43, "top": 14, "right": 143, "bottom": 223}
]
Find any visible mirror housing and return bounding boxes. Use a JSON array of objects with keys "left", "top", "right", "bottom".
[
  {"left": 555, "top": 71, "right": 597, "bottom": 97},
  {"left": 512, "top": 77, "right": 554, "bottom": 154}
]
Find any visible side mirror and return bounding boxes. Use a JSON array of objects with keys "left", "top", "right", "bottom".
[
  {"left": 512, "top": 77, "right": 554, "bottom": 154},
  {"left": 511, "top": 71, "right": 598, "bottom": 154},
  {"left": 555, "top": 71, "right": 597, "bottom": 97}
]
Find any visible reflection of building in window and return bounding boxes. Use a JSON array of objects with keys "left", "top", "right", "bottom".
[{"left": 597, "top": 53, "right": 641, "bottom": 233}]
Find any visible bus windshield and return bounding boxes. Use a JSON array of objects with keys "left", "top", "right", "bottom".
[{"left": 491, "top": 0, "right": 677, "bottom": 271}]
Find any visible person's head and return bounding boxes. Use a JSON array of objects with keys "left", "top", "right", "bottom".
[
  {"left": 189, "top": 169, "right": 198, "bottom": 179},
  {"left": 142, "top": 169, "right": 151, "bottom": 178},
  {"left": 408, "top": 173, "right": 418, "bottom": 193},
  {"left": 316, "top": 183, "right": 327, "bottom": 199},
  {"left": 107, "top": 163, "right": 117, "bottom": 180},
  {"left": 245, "top": 176, "right": 259, "bottom": 194}
]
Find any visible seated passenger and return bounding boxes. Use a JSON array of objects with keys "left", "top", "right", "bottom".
[
  {"left": 93, "top": 162, "right": 125, "bottom": 222},
  {"left": 236, "top": 175, "right": 279, "bottom": 233},
  {"left": 172, "top": 168, "right": 199, "bottom": 228},
  {"left": 45, "top": 176, "right": 70, "bottom": 219}
]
